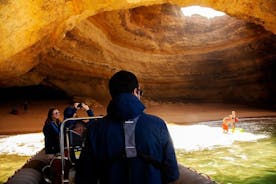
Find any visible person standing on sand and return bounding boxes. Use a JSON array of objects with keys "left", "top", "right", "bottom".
[
  {"left": 43, "top": 108, "right": 62, "bottom": 154},
  {"left": 76, "top": 70, "right": 179, "bottom": 184},
  {"left": 23, "top": 100, "right": 28, "bottom": 112}
]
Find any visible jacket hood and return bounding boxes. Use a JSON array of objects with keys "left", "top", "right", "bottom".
[{"left": 107, "top": 93, "right": 145, "bottom": 121}]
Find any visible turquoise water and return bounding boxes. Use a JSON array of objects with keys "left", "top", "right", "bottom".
[
  {"left": 173, "top": 119, "right": 276, "bottom": 184},
  {"left": 0, "top": 118, "right": 275, "bottom": 184}
]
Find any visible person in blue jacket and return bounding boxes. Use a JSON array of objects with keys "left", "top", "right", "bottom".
[
  {"left": 43, "top": 108, "right": 62, "bottom": 154},
  {"left": 76, "top": 70, "right": 179, "bottom": 184},
  {"left": 63, "top": 102, "right": 94, "bottom": 128},
  {"left": 63, "top": 102, "right": 94, "bottom": 157}
]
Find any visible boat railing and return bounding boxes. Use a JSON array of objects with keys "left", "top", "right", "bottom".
[{"left": 59, "top": 116, "right": 103, "bottom": 184}]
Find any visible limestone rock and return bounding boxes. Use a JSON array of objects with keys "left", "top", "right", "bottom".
[{"left": 0, "top": 1, "right": 276, "bottom": 105}]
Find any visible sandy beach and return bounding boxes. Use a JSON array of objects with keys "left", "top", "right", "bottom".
[{"left": 0, "top": 99, "right": 276, "bottom": 134}]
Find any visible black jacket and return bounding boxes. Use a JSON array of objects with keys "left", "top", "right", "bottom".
[{"left": 43, "top": 121, "right": 60, "bottom": 154}]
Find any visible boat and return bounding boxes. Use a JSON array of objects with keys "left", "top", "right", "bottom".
[{"left": 5, "top": 117, "right": 217, "bottom": 184}]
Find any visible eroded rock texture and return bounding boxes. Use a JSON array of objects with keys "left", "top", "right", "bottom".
[{"left": 0, "top": 1, "right": 276, "bottom": 105}]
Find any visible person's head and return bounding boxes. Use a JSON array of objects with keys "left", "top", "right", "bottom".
[
  {"left": 45, "top": 108, "right": 60, "bottom": 124},
  {"left": 232, "top": 111, "right": 236, "bottom": 117},
  {"left": 109, "top": 70, "right": 142, "bottom": 99},
  {"left": 63, "top": 106, "right": 76, "bottom": 120},
  {"left": 72, "top": 120, "right": 86, "bottom": 135}
]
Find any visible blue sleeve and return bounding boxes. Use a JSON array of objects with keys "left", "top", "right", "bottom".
[
  {"left": 86, "top": 109, "right": 94, "bottom": 117},
  {"left": 160, "top": 122, "right": 179, "bottom": 182},
  {"left": 72, "top": 108, "right": 78, "bottom": 114},
  {"left": 86, "top": 109, "right": 95, "bottom": 125}
]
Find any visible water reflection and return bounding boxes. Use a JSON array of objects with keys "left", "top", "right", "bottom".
[
  {"left": 0, "top": 119, "right": 275, "bottom": 183},
  {"left": 168, "top": 124, "right": 268, "bottom": 152},
  {"left": 0, "top": 119, "right": 274, "bottom": 155},
  {"left": 175, "top": 119, "right": 276, "bottom": 184},
  {"left": 0, "top": 133, "right": 44, "bottom": 156}
]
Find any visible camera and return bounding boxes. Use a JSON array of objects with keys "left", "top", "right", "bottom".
[{"left": 77, "top": 103, "right": 82, "bottom": 108}]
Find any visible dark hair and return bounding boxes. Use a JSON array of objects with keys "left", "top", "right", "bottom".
[
  {"left": 109, "top": 70, "right": 139, "bottom": 98},
  {"left": 63, "top": 106, "right": 76, "bottom": 120},
  {"left": 45, "top": 108, "right": 60, "bottom": 125}
]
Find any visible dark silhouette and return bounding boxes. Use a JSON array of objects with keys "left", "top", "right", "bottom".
[{"left": 76, "top": 70, "right": 179, "bottom": 184}]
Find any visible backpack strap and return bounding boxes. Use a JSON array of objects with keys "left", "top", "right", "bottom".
[
  {"left": 123, "top": 116, "right": 139, "bottom": 158},
  {"left": 123, "top": 115, "right": 165, "bottom": 170},
  {"left": 123, "top": 115, "right": 140, "bottom": 183}
]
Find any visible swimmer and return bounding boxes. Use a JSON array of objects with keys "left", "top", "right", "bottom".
[
  {"left": 231, "top": 111, "right": 239, "bottom": 132},
  {"left": 222, "top": 115, "right": 232, "bottom": 133},
  {"left": 222, "top": 111, "right": 239, "bottom": 133}
]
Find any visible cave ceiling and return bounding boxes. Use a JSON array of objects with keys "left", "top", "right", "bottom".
[{"left": 0, "top": 0, "right": 276, "bottom": 105}]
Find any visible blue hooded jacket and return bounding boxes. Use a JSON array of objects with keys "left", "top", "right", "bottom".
[
  {"left": 76, "top": 93, "right": 179, "bottom": 184},
  {"left": 63, "top": 106, "right": 94, "bottom": 128}
]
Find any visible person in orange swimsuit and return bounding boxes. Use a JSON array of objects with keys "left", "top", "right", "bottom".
[
  {"left": 222, "top": 111, "right": 239, "bottom": 133},
  {"left": 222, "top": 115, "right": 233, "bottom": 133}
]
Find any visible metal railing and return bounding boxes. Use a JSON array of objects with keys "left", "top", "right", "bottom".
[{"left": 59, "top": 116, "right": 103, "bottom": 184}]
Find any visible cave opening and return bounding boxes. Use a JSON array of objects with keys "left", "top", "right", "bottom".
[{"left": 181, "top": 5, "right": 225, "bottom": 19}]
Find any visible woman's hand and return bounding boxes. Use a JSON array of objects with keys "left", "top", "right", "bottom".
[{"left": 82, "top": 103, "right": 90, "bottom": 111}]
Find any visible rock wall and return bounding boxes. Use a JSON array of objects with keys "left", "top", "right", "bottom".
[{"left": 0, "top": 1, "right": 276, "bottom": 105}]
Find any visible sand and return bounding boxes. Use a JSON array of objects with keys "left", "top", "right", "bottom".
[{"left": 0, "top": 99, "right": 276, "bottom": 134}]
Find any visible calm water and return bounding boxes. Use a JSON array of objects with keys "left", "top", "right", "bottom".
[
  {"left": 172, "top": 118, "right": 276, "bottom": 184},
  {"left": 0, "top": 118, "right": 275, "bottom": 184}
]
